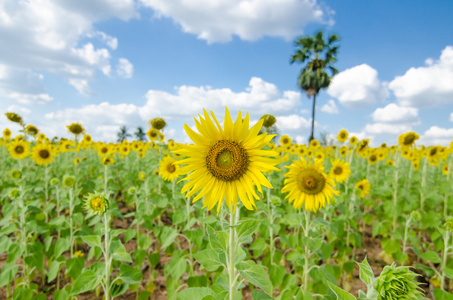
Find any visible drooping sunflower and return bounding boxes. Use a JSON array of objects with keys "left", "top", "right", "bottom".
[
  {"left": 8, "top": 140, "right": 30, "bottom": 159},
  {"left": 149, "top": 117, "right": 166, "bottom": 130},
  {"left": 159, "top": 155, "right": 179, "bottom": 182},
  {"left": 355, "top": 179, "right": 371, "bottom": 199},
  {"left": 329, "top": 159, "right": 351, "bottom": 183},
  {"left": 337, "top": 129, "right": 348, "bottom": 143},
  {"left": 66, "top": 122, "right": 85, "bottom": 137},
  {"left": 32, "top": 143, "right": 53, "bottom": 166},
  {"left": 174, "top": 107, "right": 279, "bottom": 213},
  {"left": 282, "top": 158, "right": 339, "bottom": 212},
  {"left": 261, "top": 114, "right": 276, "bottom": 128},
  {"left": 5, "top": 112, "right": 23, "bottom": 125},
  {"left": 398, "top": 132, "right": 419, "bottom": 148}
]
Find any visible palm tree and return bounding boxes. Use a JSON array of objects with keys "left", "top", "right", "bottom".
[
  {"left": 291, "top": 30, "right": 340, "bottom": 142},
  {"left": 134, "top": 126, "right": 146, "bottom": 142},
  {"left": 117, "top": 125, "right": 131, "bottom": 143}
]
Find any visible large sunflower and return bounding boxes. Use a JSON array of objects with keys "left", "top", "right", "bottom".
[
  {"left": 159, "top": 156, "right": 179, "bottom": 182},
  {"left": 9, "top": 140, "right": 30, "bottom": 159},
  {"left": 282, "top": 158, "right": 339, "bottom": 212},
  {"left": 174, "top": 107, "right": 279, "bottom": 213},
  {"left": 32, "top": 143, "right": 53, "bottom": 166}
]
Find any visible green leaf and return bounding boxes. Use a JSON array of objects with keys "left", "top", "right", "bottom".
[
  {"left": 381, "top": 238, "right": 400, "bottom": 255},
  {"left": 70, "top": 270, "right": 102, "bottom": 295},
  {"left": 237, "top": 219, "right": 261, "bottom": 242},
  {"left": 193, "top": 249, "right": 224, "bottom": 272},
  {"left": 53, "top": 289, "right": 69, "bottom": 300},
  {"left": 66, "top": 257, "right": 85, "bottom": 279},
  {"left": 187, "top": 275, "right": 208, "bottom": 288},
  {"left": 81, "top": 235, "right": 102, "bottom": 249},
  {"left": 133, "top": 249, "right": 147, "bottom": 266},
  {"left": 0, "top": 262, "right": 18, "bottom": 287},
  {"left": 434, "top": 288, "right": 453, "bottom": 300},
  {"left": 269, "top": 264, "right": 285, "bottom": 288},
  {"left": 47, "top": 258, "right": 65, "bottom": 283},
  {"left": 356, "top": 257, "right": 374, "bottom": 286},
  {"left": 54, "top": 238, "right": 71, "bottom": 258},
  {"left": 416, "top": 264, "right": 435, "bottom": 277},
  {"left": 444, "top": 268, "right": 453, "bottom": 279},
  {"left": 326, "top": 281, "right": 357, "bottom": 300},
  {"left": 148, "top": 252, "right": 161, "bottom": 268},
  {"left": 124, "top": 229, "right": 136, "bottom": 243},
  {"left": 118, "top": 264, "right": 143, "bottom": 284},
  {"left": 176, "top": 287, "right": 217, "bottom": 300},
  {"left": 252, "top": 290, "right": 274, "bottom": 300},
  {"left": 13, "top": 286, "right": 33, "bottom": 300},
  {"left": 239, "top": 264, "right": 272, "bottom": 295},
  {"left": 420, "top": 251, "right": 441, "bottom": 264},
  {"left": 160, "top": 227, "right": 178, "bottom": 249},
  {"left": 110, "top": 240, "right": 132, "bottom": 263},
  {"left": 8, "top": 243, "right": 23, "bottom": 263}
]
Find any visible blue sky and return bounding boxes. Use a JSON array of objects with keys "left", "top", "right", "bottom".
[{"left": 1, "top": 0, "right": 453, "bottom": 146}]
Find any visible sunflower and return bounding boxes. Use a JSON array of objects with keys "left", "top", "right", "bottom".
[
  {"left": 174, "top": 107, "right": 279, "bottom": 213},
  {"left": 25, "top": 125, "right": 39, "bottom": 137},
  {"left": 349, "top": 136, "right": 358, "bottom": 145},
  {"left": 442, "top": 164, "right": 448, "bottom": 175},
  {"left": 386, "top": 160, "right": 394, "bottom": 166},
  {"left": 368, "top": 153, "right": 378, "bottom": 165},
  {"left": 119, "top": 143, "right": 130, "bottom": 156},
  {"left": 147, "top": 128, "right": 159, "bottom": 140},
  {"left": 329, "top": 159, "right": 351, "bottom": 183},
  {"left": 261, "top": 114, "right": 276, "bottom": 128},
  {"left": 82, "top": 134, "right": 92, "bottom": 144},
  {"left": 167, "top": 139, "right": 176, "bottom": 150},
  {"left": 32, "top": 143, "right": 53, "bottom": 165},
  {"left": 62, "top": 175, "right": 75, "bottom": 188},
  {"left": 159, "top": 156, "right": 179, "bottom": 182},
  {"left": 355, "top": 179, "right": 371, "bottom": 199},
  {"left": 102, "top": 156, "right": 115, "bottom": 165},
  {"left": 280, "top": 135, "right": 291, "bottom": 146},
  {"left": 5, "top": 112, "right": 23, "bottom": 125},
  {"left": 309, "top": 139, "right": 320, "bottom": 149},
  {"left": 298, "top": 146, "right": 307, "bottom": 157},
  {"left": 97, "top": 143, "right": 110, "bottom": 156},
  {"left": 66, "top": 122, "right": 85, "bottom": 136},
  {"left": 411, "top": 158, "right": 420, "bottom": 171},
  {"left": 84, "top": 192, "right": 109, "bottom": 217},
  {"left": 337, "top": 129, "right": 348, "bottom": 143},
  {"left": 398, "top": 132, "right": 419, "bottom": 148},
  {"left": 3, "top": 128, "right": 11, "bottom": 140},
  {"left": 150, "top": 117, "right": 166, "bottom": 130},
  {"left": 339, "top": 146, "right": 348, "bottom": 157},
  {"left": 282, "top": 158, "right": 338, "bottom": 212},
  {"left": 8, "top": 140, "right": 30, "bottom": 159},
  {"left": 139, "top": 172, "right": 146, "bottom": 180}
]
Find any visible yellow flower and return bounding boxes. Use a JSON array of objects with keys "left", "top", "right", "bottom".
[
  {"left": 442, "top": 164, "right": 448, "bottom": 175},
  {"left": 32, "top": 143, "right": 53, "bottom": 166},
  {"left": 339, "top": 146, "right": 348, "bottom": 157},
  {"left": 149, "top": 117, "right": 166, "bottom": 130},
  {"left": 309, "top": 139, "right": 320, "bottom": 149},
  {"left": 25, "top": 125, "right": 39, "bottom": 137},
  {"left": 349, "top": 136, "right": 358, "bottom": 145},
  {"left": 282, "top": 158, "right": 339, "bottom": 212},
  {"left": 280, "top": 135, "right": 291, "bottom": 146},
  {"left": 261, "top": 114, "right": 276, "bottom": 128},
  {"left": 84, "top": 192, "right": 108, "bottom": 217},
  {"left": 5, "top": 112, "right": 23, "bottom": 125},
  {"left": 139, "top": 172, "right": 146, "bottom": 180},
  {"left": 386, "top": 160, "right": 394, "bottom": 166},
  {"left": 337, "top": 129, "right": 348, "bottom": 143},
  {"left": 368, "top": 153, "right": 378, "bottom": 165},
  {"left": 74, "top": 250, "right": 84, "bottom": 258},
  {"left": 3, "top": 128, "right": 12, "bottom": 140},
  {"left": 355, "top": 179, "right": 371, "bottom": 198},
  {"left": 329, "top": 159, "right": 351, "bottom": 183},
  {"left": 66, "top": 122, "right": 85, "bottom": 136},
  {"left": 102, "top": 156, "right": 115, "bottom": 165},
  {"left": 175, "top": 107, "right": 279, "bottom": 213},
  {"left": 8, "top": 140, "right": 30, "bottom": 160},
  {"left": 159, "top": 156, "right": 179, "bottom": 182},
  {"left": 398, "top": 132, "right": 419, "bottom": 148},
  {"left": 97, "top": 143, "right": 110, "bottom": 156},
  {"left": 147, "top": 128, "right": 159, "bottom": 140}
]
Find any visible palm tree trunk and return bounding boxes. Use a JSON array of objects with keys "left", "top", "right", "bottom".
[{"left": 309, "top": 93, "right": 317, "bottom": 142}]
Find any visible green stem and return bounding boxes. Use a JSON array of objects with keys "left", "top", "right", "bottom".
[
  {"left": 104, "top": 213, "right": 111, "bottom": 300},
  {"left": 441, "top": 231, "right": 450, "bottom": 290},
  {"left": 104, "top": 165, "right": 108, "bottom": 194},
  {"left": 228, "top": 211, "right": 238, "bottom": 300},
  {"left": 303, "top": 209, "right": 311, "bottom": 292},
  {"left": 392, "top": 155, "right": 400, "bottom": 231},
  {"left": 69, "top": 188, "right": 74, "bottom": 257}
]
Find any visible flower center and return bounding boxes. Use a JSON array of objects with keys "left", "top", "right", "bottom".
[
  {"left": 403, "top": 134, "right": 416, "bottom": 145},
  {"left": 102, "top": 147, "right": 108, "bottom": 153},
  {"left": 333, "top": 166, "right": 343, "bottom": 175},
  {"left": 206, "top": 140, "right": 249, "bottom": 182},
  {"left": 167, "top": 163, "right": 176, "bottom": 173},
  {"left": 15, "top": 146, "right": 24, "bottom": 154},
  {"left": 297, "top": 169, "right": 326, "bottom": 195},
  {"left": 91, "top": 197, "right": 104, "bottom": 211},
  {"left": 39, "top": 149, "right": 50, "bottom": 159}
]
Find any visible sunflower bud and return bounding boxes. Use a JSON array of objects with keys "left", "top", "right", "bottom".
[
  {"left": 8, "top": 188, "right": 20, "bottom": 199},
  {"left": 10, "top": 169, "right": 22, "bottom": 180},
  {"left": 373, "top": 264, "right": 424, "bottom": 299},
  {"left": 139, "top": 172, "right": 146, "bottom": 180},
  {"left": 128, "top": 187, "right": 136, "bottom": 194},
  {"left": 445, "top": 217, "right": 453, "bottom": 233},
  {"left": 260, "top": 114, "right": 276, "bottom": 128},
  {"left": 150, "top": 118, "right": 166, "bottom": 130},
  {"left": 62, "top": 175, "right": 75, "bottom": 188},
  {"left": 271, "top": 195, "right": 282, "bottom": 207},
  {"left": 84, "top": 192, "right": 109, "bottom": 217},
  {"left": 50, "top": 178, "right": 59, "bottom": 186},
  {"left": 5, "top": 112, "right": 23, "bottom": 125},
  {"left": 411, "top": 211, "right": 420, "bottom": 222}
]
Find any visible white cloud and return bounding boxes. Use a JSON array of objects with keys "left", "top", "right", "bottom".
[
  {"left": 450, "top": 112, "right": 453, "bottom": 122},
  {"left": 141, "top": 77, "right": 301, "bottom": 119},
  {"left": 140, "top": 0, "right": 333, "bottom": 43},
  {"left": 117, "top": 58, "right": 134, "bottom": 79},
  {"left": 389, "top": 46, "right": 453, "bottom": 107},
  {"left": 320, "top": 99, "right": 339, "bottom": 114},
  {"left": 418, "top": 126, "right": 453, "bottom": 146},
  {"left": 371, "top": 103, "right": 419, "bottom": 124},
  {"left": 276, "top": 114, "right": 311, "bottom": 131},
  {"left": 0, "top": 0, "right": 137, "bottom": 101},
  {"left": 327, "top": 64, "right": 389, "bottom": 109},
  {"left": 364, "top": 123, "right": 411, "bottom": 135},
  {"left": 7, "top": 92, "right": 53, "bottom": 105}
]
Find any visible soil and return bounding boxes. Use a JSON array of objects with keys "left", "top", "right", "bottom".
[{"left": 0, "top": 203, "right": 442, "bottom": 299}]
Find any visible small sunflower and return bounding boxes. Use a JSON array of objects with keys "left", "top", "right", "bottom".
[
  {"left": 280, "top": 135, "right": 291, "bottom": 146},
  {"left": 349, "top": 136, "right": 358, "bottom": 145},
  {"left": 150, "top": 118, "right": 166, "bottom": 130},
  {"left": 442, "top": 164, "right": 448, "bottom": 175},
  {"left": 282, "top": 158, "right": 339, "bottom": 212},
  {"left": 32, "top": 143, "right": 53, "bottom": 166},
  {"left": 74, "top": 250, "right": 84, "bottom": 258},
  {"left": 337, "top": 129, "right": 348, "bottom": 143},
  {"left": 339, "top": 146, "right": 348, "bottom": 157},
  {"left": 3, "top": 128, "right": 12, "bottom": 140},
  {"left": 147, "top": 128, "right": 159, "bottom": 140},
  {"left": 398, "top": 132, "right": 419, "bottom": 148},
  {"left": 8, "top": 140, "right": 30, "bottom": 159},
  {"left": 386, "top": 160, "right": 395, "bottom": 166},
  {"left": 139, "top": 172, "right": 146, "bottom": 180},
  {"left": 309, "top": 139, "right": 320, "bottom": 149},
  {"left": 66, "top": 122, "right": 85, "bottom": 136},
  {"left": 159, "top": 156, "right": 179, "bottom": 182},
  {"left": 62, "top": 175, "right": 75, "bottom": 188},
  {"left": 174, "top": 107, "right": 279, "bottom": 213},
  {"left": 261, "top": 114, "right": 276, "bottom": 128},
  {"left": 97, "top": 143, "right": 110, "bottom": 156},
  {"left": 102, "top": 156, "right": 115, "bottom": 165},
  {"left": 355, "top": 179, "right": 371, "bottom": 199},
  {"left": 5, "top": 112, "right": 23, "bottom": 125},
  {"left": 329, "top": 159, "right": 351, "bottom": 183},
  {"left": 368, "top": 153, "right": 378, "bottom": 165},
  {"left": 84, "top": 192, "right": 109, "bottom": 217},
  {"left": 25, "top": 125, "right": 39, "bottom": 137}
]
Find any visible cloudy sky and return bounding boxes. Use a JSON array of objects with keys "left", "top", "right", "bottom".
[{"left": 1, "top": 0, "right": 453, "bottom": 146}]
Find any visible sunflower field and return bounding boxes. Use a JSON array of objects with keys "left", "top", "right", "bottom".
[{"left": 1, "top": 109, "right": 453, "bottom": 300}]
